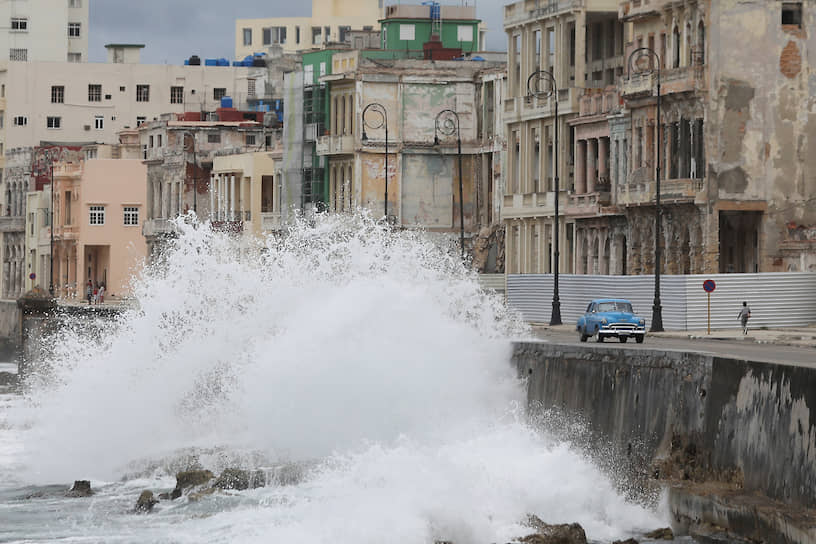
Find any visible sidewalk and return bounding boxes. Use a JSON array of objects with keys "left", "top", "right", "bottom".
[
  {"left": 650, "top": 326, "right": 816, "bottom": 348},
  {"left": 530, "top": 323, "right": 816, "bottom": 349}
]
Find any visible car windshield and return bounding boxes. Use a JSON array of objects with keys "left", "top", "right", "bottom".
[{"left": 597, "top": 302, "right": 633, "bottom": 313}]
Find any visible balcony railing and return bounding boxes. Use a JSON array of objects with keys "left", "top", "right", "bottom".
[
  {"left": 621, "top": 72, "right": 655, "bottom": 98},
  {"left": 316, "top": 134, "right": 355, "bottom": 156},
  {"left": 504, "top": 0, "right": 584, "bottom": 26}
]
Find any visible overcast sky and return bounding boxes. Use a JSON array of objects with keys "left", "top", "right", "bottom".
[{"left": 89, "top": 0, "right": 507, "bottom": 64}]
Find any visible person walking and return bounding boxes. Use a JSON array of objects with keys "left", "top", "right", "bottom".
[
  {"left": 738, "top": 301, "right": 751, "bottom": 335},
  {"left": 85, "top": 280, "right": 93, "bottom": 304}
]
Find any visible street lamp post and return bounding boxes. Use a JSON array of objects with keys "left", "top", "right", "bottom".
[
  {"left": 361, "top": 103, "right": 389, "bottom": 222},
  {"left": 627, "top": 47, "right": 664, "bottom": 332},
  {"left": 527, "top": 70, "right": 562, "bottom": 326},
  {"left": 434, "top": 109, "right": 465, "bottom": 259}
]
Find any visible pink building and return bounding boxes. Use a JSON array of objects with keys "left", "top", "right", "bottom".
[{"left": 53, "top": 157, "right": 147, "bottom": 301}]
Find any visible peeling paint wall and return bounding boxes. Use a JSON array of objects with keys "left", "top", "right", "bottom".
[{"left": 709, "top": 0, "right": 816, "bottom": 272}]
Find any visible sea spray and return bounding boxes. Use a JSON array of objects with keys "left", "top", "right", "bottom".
[{"left": 5, "top": 213, "right": 664, "bottom": 543}]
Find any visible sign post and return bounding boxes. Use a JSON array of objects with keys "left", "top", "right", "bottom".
[{"left": 703, "top": 279, "right": 716, "bottom": 334}]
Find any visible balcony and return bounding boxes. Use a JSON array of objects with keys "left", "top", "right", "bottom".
[
  {"left": 620, "top": 0, "right": 666, "bottom": 21},
  {"left": 662, "top": 178, "right": 704, "bottom": 200},
  {"left": 142, "top": 218, "right": 177, "bottom": 238},
  {"left": 0, "top": 216, "right": 24, "bottom": 232},
  {"left": 142, "top": 147, "right": 168, "bottom": 162},
  {"left": 621, "top": 72, "right": 655, "bottom": 98},
  {"left": 54, "top": 224, "right": 78, "bottom": 240},
  {"left": 504, "top": 0, "right": 584, "bottom": 27},
  {"left": 565, "top": 190, "right": 612, "bottom": 216},
  {"left": 316, "top": 134, "right": 355, "bottom": 156},
  {"left": 501, "top": 191, "right": 564, "bottom": 219},
  {"left": 617, "top": 177, "right": 704, "bottom": 206},
  {"left": 662, "top": 57, "right": 706, "bottom": 94},
  {"left": 579, "top": 88, "right": 621, "bottom": 117}
]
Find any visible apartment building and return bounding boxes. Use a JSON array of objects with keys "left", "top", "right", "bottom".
[
  {"left": 140, "top": 117, "right": 267, "bottom": 257},
  {"left": 0, "top": 0, "right": 88, "bottom": 63},
  {"left": 505, "top": 0, "right": 816, "bottom": 277},
  {"left": 503, "top": 0, "right": 624, "bottom": 275},
  {"left": 316, "top": 56, "right": 505, "bottom": 258},
  {"left": 235, "top": 0, "right": 382, "bottom": 59}
]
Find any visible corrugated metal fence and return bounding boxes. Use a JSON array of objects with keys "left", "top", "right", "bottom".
[{"left": 506, "top": 273, "right": 816, "bottom": 331}]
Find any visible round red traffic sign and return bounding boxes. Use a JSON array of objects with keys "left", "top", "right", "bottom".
[
  {"left": 29, "top": 273, "right": 36, "bottom": 280},
  {"left": 703, "top": 279, "right": 716, "bottom": 293}
]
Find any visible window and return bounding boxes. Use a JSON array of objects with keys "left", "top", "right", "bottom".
[
  {"left": 312, "top": 26, "right": 321, "bottom": 45},
  {"left": 399, "top": 24, "right": 415, "bottom": 41},
  {"left": 47, "top": 116, "right": 61, "bottom": 129},
  {"left": 69, "top": 0, "right": 82, "bottom": 7},
  {"left": 68, "top": 22, "right": 81, "bottom": 37},
  {"left": 10, "top": 18, "right": 28, "bottom": 31},
  {"left": 85, "top": 148, "right": 97, "bottom": 160},
  {"left": 119, "top": 86, "right": 126, "bottom": 92},
  {"left": 149, "top": 135, "right": 154, "bottom": 148},
  {"left": 246, "top": 134, "right": 256, "bottom": 145},
  {"left": 13, "top": 116, "right": 27, "bottom": 126},
  {"left": 89, "top": 205, "right": 105, "bottom": 225},
  {"left": 213, "top": 87, "right": 226, "bottom": 101},
  {"left": 0, "top": 113, "right": 3, "bottom": 129},
  {"left": 157, "top": 134, "right": 162, "bottom": 147},
  {"left": 296, "top": 26, "right": 301, "bottom": 44},
  {"left": 319, "top": 62, "right": 326, "bottom": 77},
  {"left": 88, "top": 84, "right": 101, "bottom": 102},
  {"left": 243, "top": 28, "right": 252, "bottom": 46},
  {"left": 782, "top": 2, "right": 802, "bottom": 27},
  {"left": 136, "top": 116, "right": 146, "bottom": 127},
  {"left": 207, "top": 133, "right": 221, "bottom": 143},
  {"left": 68, "top": 53, "right": 81, "bottom": 62},
  {"left": 123, "top": 207, "right": 139, "bottom": 226},
  {"left": 94, "top": 115, "right": 103, "bottom": 129},
  {"left": 457, "top": 25, "right": 473, "bottom": 42},
  {"left": 304, "top": 64, "right": 314, "bottom": 85},
  {"left": 136, "top": 84, "right": 149, "bottom": 102},
  {"left": 170, "top": 86, "right": 184, "bottom": 104},
  {"left": 9, "top": 48, "right": 27, "bottom": 61},
  {"left": 247, "top": 79, "right": 256, "bottom": 97},
  {"left": 51, "top": 85, "right": 65, "bottom": 103}
]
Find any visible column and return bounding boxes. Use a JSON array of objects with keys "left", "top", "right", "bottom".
[
  {"left": 587, "top": 139, "right": 597, "bottom": 193},
  {"left": 598, "top": 137, "right": 609, "bottom": 185},
  {"left": 146, "top": 177, "right": 154, "bottom": 220},
  {"left": 576, "top": 140, "right": 587, "bottom": 194},
  {"left": 208, "top": 174, "right": 217, "bottom": 221},
  {"left": 230, "top": 175, "right": 236, "bottom": 221}
]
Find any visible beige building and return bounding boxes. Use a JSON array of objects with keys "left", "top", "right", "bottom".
[
  {"left": 503, "top": 0, "right": 624, "bottom": 274},
  {"left": 0, "top": 0, "right": 88, "bottom": 63},
  {"left": 49, "top": 154, "right": 148, "bottom": 302},
  {"left": 140, "top": 118, "right": 268, "bottom": 257},
  {"left": 318, "top": 56, "right": 505, "bottom": 261},
  {"left": 504, "top": 0, "right": 816, "bottom": 277},
  {"left": 23, "top": 188, "right": 51, "bottom": 294},
  {"left": 211, "top": 151, "right": 282, "bottom": 236},
  {"left": 235, "top": 0, "right": 382, "bottom": 59}
]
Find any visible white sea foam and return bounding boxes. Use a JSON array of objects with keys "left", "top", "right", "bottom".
[{"left": 6, "top": 213, "right": 663, "bottom": 542}]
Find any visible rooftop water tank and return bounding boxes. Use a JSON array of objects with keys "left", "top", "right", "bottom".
[{"left": 188, "top": 55, "right": 201, "bottom": 66}]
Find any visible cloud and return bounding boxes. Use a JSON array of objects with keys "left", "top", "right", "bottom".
[{"left": 89, "top": 0, "right": 507, "bottom": 64}]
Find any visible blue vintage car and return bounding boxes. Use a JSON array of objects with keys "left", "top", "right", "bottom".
[{"left": 576, "top": 298, "right": 646, "bottom": 343}]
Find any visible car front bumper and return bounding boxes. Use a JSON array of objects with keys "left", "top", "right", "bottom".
[{"left": 599, "top": 326, "right": 646, "bottom": 337}]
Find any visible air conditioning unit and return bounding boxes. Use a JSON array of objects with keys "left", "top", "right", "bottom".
[{"left": 83, "top": 125, "right": 91, "bottom": 131}]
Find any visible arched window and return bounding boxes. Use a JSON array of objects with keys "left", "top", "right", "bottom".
[
  {"left": 697, "top": 20, "right": 705, "bottom": 65},
  {"left": 672, "top": 25, "right": 680, "bottom": 68}
]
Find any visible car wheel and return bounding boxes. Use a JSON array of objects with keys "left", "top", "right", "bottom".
[
  {"left": 596, "top": 332, "right": 604, "bottom": 343},
  {"left": 579, "top": 331, "right": 588, "bottom": 342},
  {"left": 635, "top": 335, "right": 645, "bottom": 344},
  {"left": 619, "top": 337, "right": 628, "bottom": 343}
]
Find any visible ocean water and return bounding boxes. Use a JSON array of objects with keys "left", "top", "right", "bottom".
[{"left": 0, "top": 214, "right": 672, "bottom": 543}]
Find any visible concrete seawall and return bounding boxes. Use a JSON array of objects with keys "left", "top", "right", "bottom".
[{"left": 513, "top": 342, "right": 816, "bottom": 542}]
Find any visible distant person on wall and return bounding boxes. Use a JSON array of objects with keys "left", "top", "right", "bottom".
[
  {"left": 86, "top": 280, "right": 93, "bottom": 304},
  {"left": 92, "top": 284, "right": 99, "bottom": 305},
  {"left": 738, "top": 301, "right": 751, "bottom": 335},
  {"left": 98, "top": 284, "right": 105, "bottom": 304}
]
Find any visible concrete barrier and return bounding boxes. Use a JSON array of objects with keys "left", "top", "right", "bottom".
[{"left": 514, "top": 342, "right": 816, "bottom": 541}]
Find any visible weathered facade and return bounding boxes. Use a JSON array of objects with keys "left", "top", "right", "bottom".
[
  {"left": 505, "top": 0, "right": 816, "bottom": 276},
  {"left": 317, "top": 57, "right": 506, "bottom": 262},
  {"left": 140, "top": 118, "right": 267, "bottom": 257}
]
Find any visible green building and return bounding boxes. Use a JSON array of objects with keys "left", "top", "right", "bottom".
[{"left": 380, "top": 3, "right": 482, "bottom": 54}]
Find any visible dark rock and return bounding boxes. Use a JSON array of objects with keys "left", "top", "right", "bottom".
[
  {"left": 135, "top": 490, "right": 158, "bottom": 513},
  {"left": 644, "top": 528, "right": 674, "bottom": 540},
  {"left": 213, "top": 468, "right": 266, "bottom": 491},
  {"left": 612, "top": 539, "right": 639, "bottom": 544},
  {"left": 519, "top": 515, "right": 588, "bottom": 544},
  {"left": 170, "top": 488, "right": 181, "bottom": 500},
  {"left": 175, "top": 469, "right": 214, "bottom": 490},
  {"left": 65, "top": 480, "right": 93, "bottom": 497}
]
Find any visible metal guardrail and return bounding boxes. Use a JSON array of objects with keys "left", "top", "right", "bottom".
[{"left": 506, "top": 273, "right": 816, "bottom": 330}]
